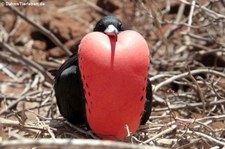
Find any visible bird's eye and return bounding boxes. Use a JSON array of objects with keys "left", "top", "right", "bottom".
[
  {"left": 94, "top": 23, "right": 105, "bottom": 32},
  {"left": 99, "top": 23, "right": 105, "bottom": 28}
]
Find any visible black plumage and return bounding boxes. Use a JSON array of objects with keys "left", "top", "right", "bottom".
[
  {"left": 54, "top": 16, "right": 152, "bottom": 126},
  {"left": 140, "top": 79, "right": 152, "bottom": 125},
  {"left": 54, "top": 54, "right": 86, "bottom": 125}
]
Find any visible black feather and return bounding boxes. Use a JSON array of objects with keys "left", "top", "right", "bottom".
[
  {"left": 54, "top": 54, "right": 86, "bottom": 125},
  {"left": 140, "top": 79, "right": 153, "bottom": 125}
]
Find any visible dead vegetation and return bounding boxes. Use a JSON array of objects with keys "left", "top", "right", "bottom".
[{"left": 0, "top": 0, "right": 225, "bottom": 148}]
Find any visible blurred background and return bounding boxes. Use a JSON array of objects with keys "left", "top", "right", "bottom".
[{"left": 0, "top": 0, "right": 225, "bottom": 148}]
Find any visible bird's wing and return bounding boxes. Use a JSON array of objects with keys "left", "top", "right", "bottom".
[
  {"left": 140, "top": 79, "right": 153, "bottom": 125},
  {"left": 54, "top": 53, "right": 86, "bottom": 125}
]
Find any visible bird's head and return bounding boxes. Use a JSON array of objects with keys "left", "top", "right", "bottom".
[{"left": 93, "top": 16, "right": 123, "bottom": 40}]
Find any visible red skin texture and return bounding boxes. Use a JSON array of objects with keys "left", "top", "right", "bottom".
[{"left": 78, "top": 30, "right": 150, "bottom": 140}]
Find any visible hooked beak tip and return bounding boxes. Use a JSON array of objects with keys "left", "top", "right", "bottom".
[{"left": 104, "top": 24, "right": 119, "bottom": 40}]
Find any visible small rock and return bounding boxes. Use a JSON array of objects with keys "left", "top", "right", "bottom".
[{"left": 32, "top": 40, "right": 47, "bottom": 50}]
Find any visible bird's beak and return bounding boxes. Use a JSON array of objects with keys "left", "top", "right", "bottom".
[{"left": 104, "top": 24, "right": 119, "bottom": 41}]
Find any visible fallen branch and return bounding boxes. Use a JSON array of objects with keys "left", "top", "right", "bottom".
[
  {"left": 0, "top": 138, "right": 160, "bottom": 149},
  {"left": 0, "top": 41, "right": 53, "bottom": 83},
  {"left": 180, "top": 130, "right": 225, "bottom": 146},
  {"left": 141, "top": 125, "right": 177, "bottom": 144},
  {"left": 154, "top": 69, "right": 225, "bottom": 92},
  {"left": 153, "top": 99, "right": 225, "bottom": 112}
]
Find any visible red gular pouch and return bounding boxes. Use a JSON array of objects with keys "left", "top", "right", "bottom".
[{"left": 78, "top": 30, "right": 150, "bottom": 140}]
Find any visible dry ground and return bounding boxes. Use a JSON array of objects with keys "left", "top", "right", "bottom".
[{"left": 0, "top": 0, "right": 225, "bottom": 148}]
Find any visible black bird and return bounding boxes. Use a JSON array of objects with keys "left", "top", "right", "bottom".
[{"left": 54, "top": 16, "right": 152, "bottom": 127}]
